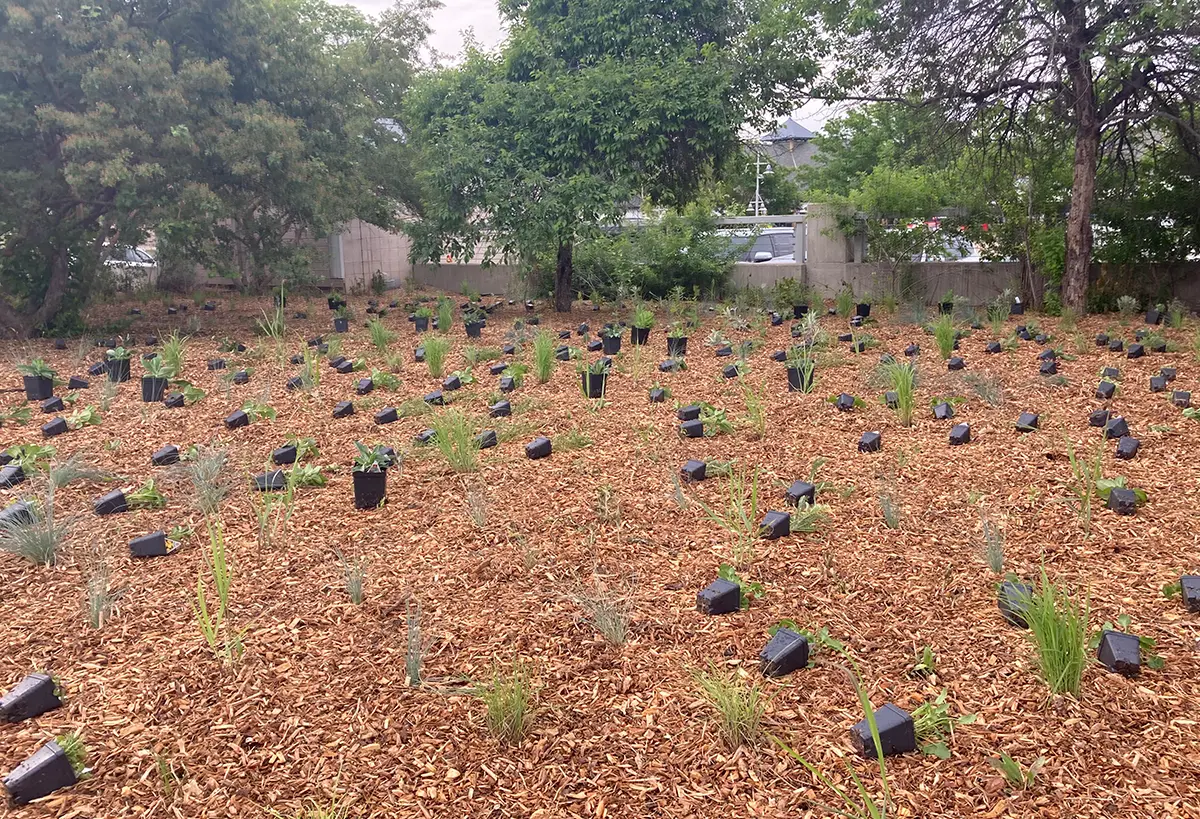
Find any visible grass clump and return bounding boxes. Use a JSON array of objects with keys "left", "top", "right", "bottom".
[
  {"left": 878, "top": 359, "right": 917, "bottom": 426},
  {"left": 436, "top": 297, "right": 454, "bottom": 333},
  {"left": 423, "top": 337, "right": 450, "bottom": 378},
  {"left": 430, "top": 409, "right": 479, "bottom": 472},
  {"left": 1020, "top": 570, "right": 1090, "bottom": 697},
  {"left": 575, "top": 584, "right": 631, "bottom": 645},
  {"left": 532, "top": 330, "right": 556, "bottom": 383},
  {"left": 477, "top": 663, "right": 536, "bottom": 743},
  {"left": 694, "top": 668, "right": 765, "bottom": 749},
  {"left": 931, "top": 313, "right": 957, "bottom": 359},
  {"left": 0, "top": 488, "right": 71, "bottom": 566}
]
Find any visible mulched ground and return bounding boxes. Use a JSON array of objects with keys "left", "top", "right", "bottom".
[{"left": 2, "top": 291, "right": 1199, "bottom": 819}]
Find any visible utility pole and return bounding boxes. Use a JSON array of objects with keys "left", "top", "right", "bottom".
[{"left": 747, "top": 153, "right": 773, "bottom": 216}]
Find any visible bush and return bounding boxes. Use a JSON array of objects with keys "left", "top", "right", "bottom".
[{"left": 573, "top": 204, "right": 739, "bottom": 300}]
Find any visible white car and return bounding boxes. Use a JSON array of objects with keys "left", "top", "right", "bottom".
[
  {"left": 718, "top": 227, "right": 798, "bottom": 263},
  {"left": 104, "top": 246, "right": 159, "bottom": 288}
]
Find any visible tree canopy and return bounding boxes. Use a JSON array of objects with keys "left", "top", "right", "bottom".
[
  {"left": 0, "top": 0, "right": 433, "bottom": 336},
  {"left": 405, "top": 0, "right": 806, "bottom": 311}
]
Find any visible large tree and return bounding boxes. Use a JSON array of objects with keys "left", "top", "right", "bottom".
[
  {"left": 406, "top": 0, "right": 780, "bottom": 312},
  {"left": 0, "top": 0, "right": 432, "bottom": 336},
  {"left": 779, "top": 0, "right": 1200, "bottom": 311}
]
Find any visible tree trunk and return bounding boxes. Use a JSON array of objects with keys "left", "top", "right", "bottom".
[
  {"left": 1063, "top": 44, "right": 1100, "bottom": 314},
  {"left": 554, "top": 240, "right": 573, "bottom": 313},
  {"left": 0, "top": 245, "right": 72, "bottom": 338}
]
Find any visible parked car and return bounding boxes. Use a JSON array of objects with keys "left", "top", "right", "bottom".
[
  {"left": 103, "top": 245, "right": 158, "bottom": 288},
  {"left": 717, "top": 227, "right": 797, "bottom": 263}
]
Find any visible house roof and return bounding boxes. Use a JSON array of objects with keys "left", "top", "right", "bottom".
[{"left": 760, "top": 118, "right": 815, "bottom": 143}]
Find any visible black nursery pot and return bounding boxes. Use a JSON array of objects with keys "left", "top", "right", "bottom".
[
  {"left": 630, "top": 327, "right": 650, "bottom": 346},
  {"left": 414, "top": 317, "right": 429, "bottom": 332},
  {"left": 107, "top": 358, "right": 131, "bottom": 382},
  {"left": 141, "top": 376, "right": 169, "bottom": 403},
  {"left": 93, "top": 489, "right": 128, "bottom": 516},
  {"left": 793, "top": 304, "right": 809, "bottom": 318},
  {"left": 353, "top": 468, "right": 387, "bottom": 510},
  {"left": 602, "top": 335, "right": 622, "bottom": 354},
  {"left": 0, "top": 673, "right": 61, "bottom": 723},
  {"left": 666, "top": 336, "right": 688, "bottom": 357},
  {"left": 786, "top": 366, "right": 813, "bottom": 392},
  {"left": 939, "top": 302, "right": 954, "bottom": 315},
  {"left": 465, "top": 320, "right": 484, "bottom": 338},
  {"left": 581, "top": 372, "right": 608, "bottom": 399},
  {"left": 2, "top": 739, "right": 77, "bottom": 805},
  {"left": 22, "top": 376, "right": 53, "bottom": 401},
  {"left": 333, "top": 318, "right": 349, "bottom": 333},
  {"left": 855, "top": 303, "right": 871, "bottom": 318}
]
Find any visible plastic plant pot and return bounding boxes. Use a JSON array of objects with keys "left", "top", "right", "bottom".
[
  {"left": 465, "top": 321, "right": 484, "bottom": 339},
  {"left": 630, "top": 327, "right": 650, "bottom": 346},
  {"left": 22, "top": 376, "right": 53, "bottom": 401},
  {"left": 2, "top": 739, "right": 78, "bottom": 804},
  {"left": 696, "top": 578, "right": 740, "bottom": 615},
  {"left": 93, "top": 489, "right": 128, "bottom": 515},
  {"left": 680, "top": 460, "right": 706, "bottom": 483},
  {"left": 525, "top": 437, "right": 551, "bottom": 459},
  {"left": 332, "top": 401, "right": 354, "bottom": 418},
  {"left": 352, "top": 469, "right": 387, "bottom": 510},
  {"left": 42, "top": 418, "right": 68, "bottom": 438},
  {"left": 666, "top": 337, "right": 688, "bottom": 357},
  {"left": 0, "top": 674, "right": 61, "bottom": 723},
  {"left": 141, "top": 376, "right": 169, "bottom": 402},
  {"left": 759, "top": 628, "right": 809, "bottom": 678},
  {"left": 850, "top": 703, "right": 915, "bottom": 758},
  {"left": 106, "top": 358, "right": 131, "bottom": 382}
]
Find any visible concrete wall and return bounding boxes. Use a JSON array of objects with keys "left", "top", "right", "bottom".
[
  {"left": 411, "top": 261, "right": 520, "bottom": 296},
  {"left": 332, "top": 220, "right": 413, "bottom": 291}
]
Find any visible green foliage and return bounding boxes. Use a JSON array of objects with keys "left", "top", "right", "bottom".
[
  {"left": 931, "top": 313, "right": 957, "bottom": 359},
  {"left": 631, "top": 303, "right": 655, "bottom": 330},
  {"left": 717, "top": 563, "right": 765, "bottom": 609},
  {"left": 423, "top": 337, "right": 450, "bottom": 378},
  {"left": 0, "top": 404, "right": 32, "bottom": 426},
  {"left": 0, "top": 486, "right": 71, "bottom": 566},
  {"left": 241, "top": 399, "right": 276, "bottom": 422},
  {"left": 6, "top": 443, "right": 57, "bottom": 470},
  {"left": 1020, "top": 570, "right": 1090, "bottom": 697},
  {"left": 878, "top": 359, "right": 917, "bottom": 425},
  {"left": 367, "top": 318, "right": 396, "bottom": 353},
  {"left": 694, "top": 668, "right": 766, "bottom": 749},
  {"left": 15, "top": 358, "right": 55, "bottom": 378},
  {"left": 126, "top": 479, "right": 167, "bottom": 509},
  {"left": 195, "top": 519, "right": 244, "bottom": 664},
  {"left": 368, "top": 367, "right": 400, "bottom": 391},
  {"left": 531, "top": 331, "right": 556, "bottom": 384},
  {"left": 430, "top": 409, "right": 479, "bottom": 473},
  {"left": 835, "top": 285, "right": 855, "bottom": 318},
  {"left": 56, "top": 731, "right": 89, "bottom": 777},
  {"left": 989, "top": 753, "right": 1046, "bottom": 791},
  {"left": 436, "top": 298, "right": 454, "bottom": 334},
  {"left": 143, "top": 356, "right": 174, "bottom": 378},
  {"left": 405, "top": 0, "right": 749, "bottom": 308},
  {"left": 477, "top": 663, "right": 535, "bottom": 744}
]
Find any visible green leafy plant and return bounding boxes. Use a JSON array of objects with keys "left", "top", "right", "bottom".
[
  {"left": 143, "top": 356, "right": 174, "bottom": 378},
  {"left": 911, "top": 645, "right": 937, "bottom": 678},
  {"left": 987, "top": 290, "right": 1012, "bottom": 334},
  {"left": 67, "top": 404, "right": 101, "bottom": 429},
  {"left": 717, "top": 563, "right": 764, "bottom": 608},
  {"left": 694, "top": 667, "right": 766, "bottom": 749},
  {"left": 194, "top": 518, "right": 244, "bottom": 664},
  {"left": 1116, "top": 294, "right": 1139, "bottom": 322},
  {"left": 910, "top": 689, "right": 976, "bottom": 759},
  {"left": 790, "top": 497, "right": 832, "bottom": 533},
  {"left": 16, "top": 358, "right": 55, "bottom": 378},
  {"left": 368, "top": 367, "right": 401, "bottom": 391},
  {"left": 631, "top": 303, "right": 654, "bottom": 329},
  {"left": 697, "top": 468, "right": 764, "bottom": 567},
  {"left": 0, "top": 404, "right": 33, "bottom": 426},
  {"left": 1167, "top": 297, "right": 1187, "bottom": 329},
  {"left": 1094, "top": 476, "right": 1148, "bottom": 506},
  {"left": 698, "top": 402, "right": 734, "bottom": 436},
  {"left": 106, "top": 345, "right": 132, "bottom": 361},
  {"left": 502, "top": 362, "right": 529, "bottom": 388},
  {"left": 289, "top": 464, "right": 326, "bottom": 488},
  {"left": 6, "top": 443, "right": 56, "bottom": 471},
  {"left": 436, "top": 297, "right": 454, "bottom": 333},
  {"left": 285, "top": 435, "right": 319, "bottom": 460},
  {"left": 256, "top": 304, "right": 286, "bottom": 341},
  {"left": 367, "top": 318, "right": 395, "bottom": 353},
  {"left": 463, "top": 346, "right": 502, "bottom": 366},
  {"left": 126, "top": 478, "right": 167, "bottom": 509},
  {"left": 56, "top": 731, "right": 89, "bottom": 777},
  {"left": 989, "top": 753, "right": 1046, "bottom": 791},
  {"left": 352, "top": 441, "right": 388, "bottom": 472},
  {"left": 879, "top": 359, "right": 917, "bottom": 425},
  {"left": 160, "top": 331, "right": 187, "bottom": 375},
  {"left": 415, "top": 305, "right": 433, "bottom": 320},
  {"left": 1064, "top": 437, "right": 1103, "bottom": 530},
  {"left": 241, "top": 399, "right": 276, "bottom": 422},
  {"left": 834, "top": 284, "right": 855, "bottom": 318}
]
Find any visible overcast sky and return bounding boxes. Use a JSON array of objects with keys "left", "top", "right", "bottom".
[{"left": 341, "top": 0, "right": 834, "bottom": 132}]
